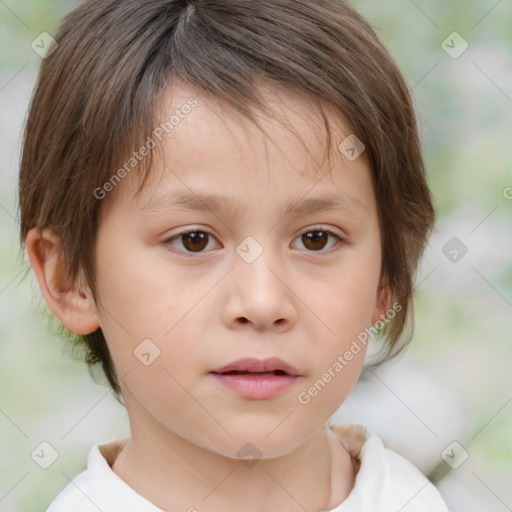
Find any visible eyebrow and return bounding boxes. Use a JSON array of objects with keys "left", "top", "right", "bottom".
[{"left": 142, "top": 190, "right": 368, "bottom": 218}]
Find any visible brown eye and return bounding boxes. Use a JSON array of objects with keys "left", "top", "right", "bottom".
[
  {"left": 182, "top": 232, "right": 209, "bottom": 252},
  {"left": 164, "top": 229, "right": 220, "bottom": 254},
  {"left": 293, "top": 229, "right": 342, "bottom": 252},
  {"left": 302, "top": 231, "right": 328, "bottom": 250}
]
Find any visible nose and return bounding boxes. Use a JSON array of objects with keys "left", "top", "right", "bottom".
[{"left": 221, "top": 245, "right": 298, "bottom": 333}]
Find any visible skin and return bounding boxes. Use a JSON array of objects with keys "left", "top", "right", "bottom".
[{"left": 26, "top": 82, "right": 391, "bottom": 512}]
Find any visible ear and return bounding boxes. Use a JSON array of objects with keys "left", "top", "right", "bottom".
[
  {"left": 25, "top": 227, "right": 100, "bottom": 335},
  {"left": 371, "top": 282, "right": 393, "bottom": 325}
]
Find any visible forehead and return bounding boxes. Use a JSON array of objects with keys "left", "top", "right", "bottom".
[
  {"left": 101, "top": 81, "right": 376, "bottom": 221},
  {"left": 151, "top": 81, "right": 356, "bottom": 168}
]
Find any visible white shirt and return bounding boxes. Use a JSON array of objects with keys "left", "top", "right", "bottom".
[{"left": 45, "top": 423, "right": 449, "bottom": 512}]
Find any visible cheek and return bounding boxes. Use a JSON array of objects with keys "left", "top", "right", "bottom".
[
  {"left": 299, "top": 246, "right": 380, "bottom": 392},
  {"left": 311, "top": 258, "right": 380, "bottom": 338},
  {"left": 93, "top": 243, "right": 169, "bottom": 363},
  {"left": 296, "top": 285, "right": 370, "bottom": 416},
  {"left": 94, "top": 248, "right": 213, "bottom": 377}
]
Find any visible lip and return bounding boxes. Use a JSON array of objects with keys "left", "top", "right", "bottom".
[
  {"left": 211, "top": 357, "right": 300, "bottom": 376},
  {"left": 209, "top": 357, "right": 301, "bottom": 400}
]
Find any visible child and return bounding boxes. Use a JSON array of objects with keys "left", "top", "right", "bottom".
[{"left": 19, "top": 0, "right": 450, "bottom": 510}]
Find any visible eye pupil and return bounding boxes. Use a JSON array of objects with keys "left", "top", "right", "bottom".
[
  {"left": 183, "top": 232, "right": 208, "bottom": 252},
  {"left": 302, "top": 231, "right": 328, "bottom": 251}
]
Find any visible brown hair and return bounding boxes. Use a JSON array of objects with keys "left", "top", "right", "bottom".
[{"left": 18, "top": 0, "right": 435, "bottom": 400}]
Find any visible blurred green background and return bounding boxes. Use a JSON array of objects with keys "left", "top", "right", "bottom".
[{"left": 0, "top": 1, "right": 510, "bottom": 511}]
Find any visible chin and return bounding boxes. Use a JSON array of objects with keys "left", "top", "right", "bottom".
[{"left": 215, "top": 423, "right": 317, "bottom": 461}]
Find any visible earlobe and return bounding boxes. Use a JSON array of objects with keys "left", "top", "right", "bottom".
[
  {"left": 371, "top": 284, "right": 393, "bottom": 325},
  {"left": 25, "top": 228, "right": 100, "bottom": 335}
]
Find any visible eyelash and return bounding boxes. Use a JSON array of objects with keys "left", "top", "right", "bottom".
[{"left": 162, "top": 226, "right": 344, "bottom": 256}]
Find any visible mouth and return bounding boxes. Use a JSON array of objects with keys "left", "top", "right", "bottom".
[
  {"left": 210, "top": 357, "right": 301, "bottom": 376},
  {"left": 218, "top": 370, "right": 290, "bottom": 376},
  {"left": 209, "top": 358, "right": 301, "bottom": 399}
]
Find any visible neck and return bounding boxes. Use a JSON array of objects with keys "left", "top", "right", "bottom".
[{"left": 112, "top": 395, "right": 355, "bottom": 512}]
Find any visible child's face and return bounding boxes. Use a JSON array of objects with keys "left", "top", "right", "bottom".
[{"left": 92, "top": 83, "right": 389, "bottom": 458}]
